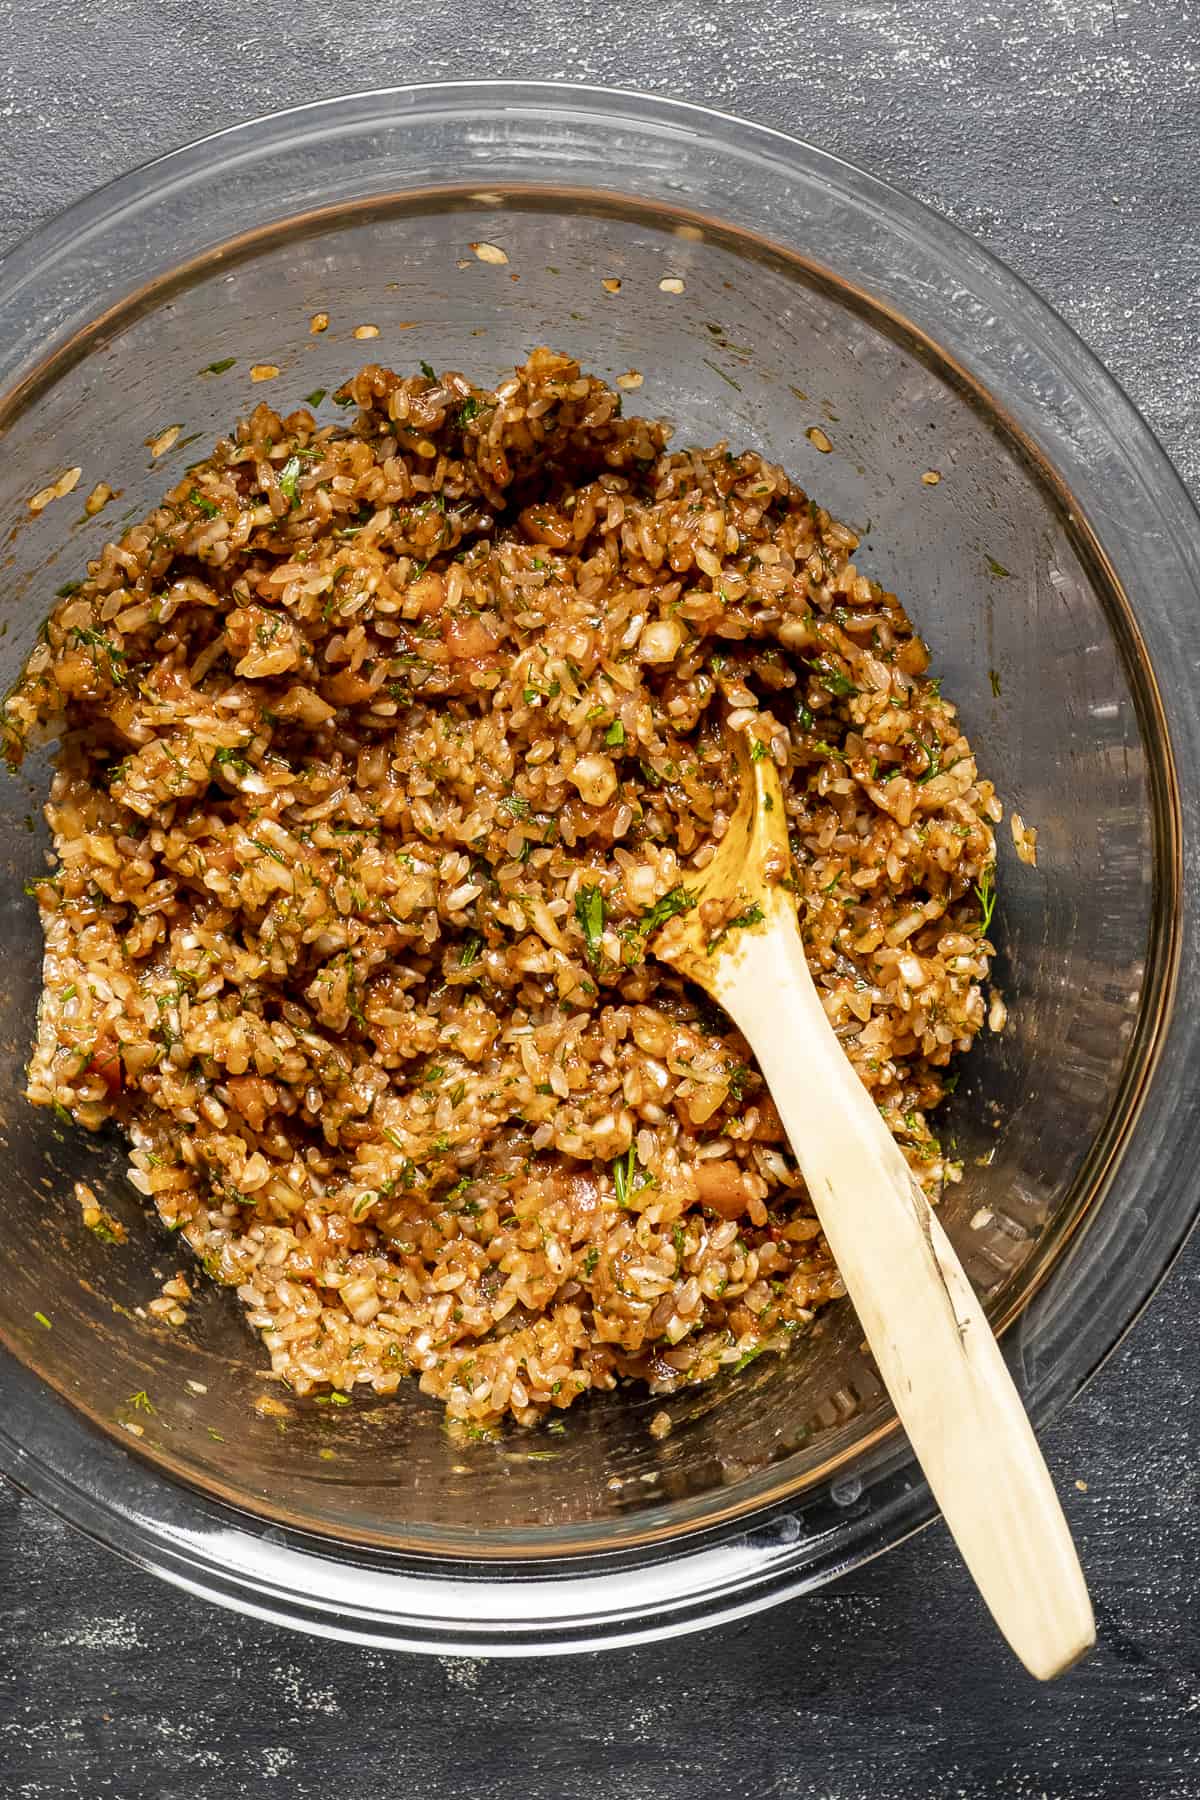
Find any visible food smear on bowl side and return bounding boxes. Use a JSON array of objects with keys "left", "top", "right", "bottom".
[{"left": 5, "top": 348, "right": 1001, "bottom": 1432}]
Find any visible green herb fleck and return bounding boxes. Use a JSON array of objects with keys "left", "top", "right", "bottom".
[
  {"left": 707, "top": 902, "right": 765, "bottom": 956},
  {"left": 605, "top": 720, "right": 625, "bottom": 748},
  {"left": 304, "top": 387, "right": 328, "bottom": 408},
  {"left": 127, "top": 1389, "right": 155, "bottom": 1413},
  {"left": 613, "top": 1144, "right": 636, "bottom": 1208},
  {"left": 812, "top": 658, "right": 859, "bottom": 698},
  {"left": 33, "top": 1311, "right": 51, "bottom": 1330},
  {"left": 985, "top": 556, "right": 1011, "bottom": 579},
  {"left": 201, "top": 357, "right": 237, "bottom": 374},
  {"left": 212, "top": 745, "right": 251, "bottom": 777},
  {"left": 582, "top": 1247, "right": 600, "bottom": 1276},
  {"left": 728, "top": 1065, "right": 753, "bottom": 1103},
  {"left": 989, "top": 668, "right": 1002, "bottom": 697},
  {"left": 459, "top": 932, "right": 483, "bottom": 967},
  {"left": 250, "top": 837, "right": 289, "bottom": 867},
  {"left": 638, "top": 885, "right": 696, "bottom": 937},
  {"left": 974, "top": 864, "right": 997, "bottom": 935},
  {"left": 68, "top": 626, "right": 127, "bottom": 685},
  {"left": 915, "top": 732, "right": 944, "bottom": 785},
  {"left": 574, "top": 883, "right": 606, "bottom": 966},
  {"left": 278, "top": 455, "right": 303, "bottom": 506},
  {"left": 420, "top": 360, "right": 437, "bottom": 381}
]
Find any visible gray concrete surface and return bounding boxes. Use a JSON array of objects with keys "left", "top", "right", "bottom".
[{"left": 1, "top": 2, "right": 1198, "bottom": 1795}]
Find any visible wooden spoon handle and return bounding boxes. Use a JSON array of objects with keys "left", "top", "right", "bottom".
[{"left": 716, "top": 921, "right": 1094, "bottom": 1679}]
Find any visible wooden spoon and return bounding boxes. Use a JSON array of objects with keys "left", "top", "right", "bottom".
[{"left": 651, "top": 722, "right": 1094, "bottom": 1679}]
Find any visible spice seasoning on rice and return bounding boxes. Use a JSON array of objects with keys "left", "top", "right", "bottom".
[{"left": 7, "top": 348, "right": 1001, "bottom": 1430}]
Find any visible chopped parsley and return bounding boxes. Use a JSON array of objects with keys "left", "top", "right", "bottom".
[
  {"left": 574, "top": 883, "right": 606, "bottom": 966},
  {"left": 638, "top": 885, "right": 696, "bottom": 936},
  {"left": 278, "top": 455, "right": 303, "bottom": 506},
  {"left": 727, "top": 1064, "right": 753, "bottom": 1103},
  {"left": 985, "top": 556, "right": 1012, "bottom": 579},
  {"left": 212, "top": 746, "right": 252, "bottom": 777},
  {"left": 582, "top": 1247, "right": 600, "bottom": 1276},
  {"left": 304, "top": 387, "right": 328, "bottom": 408},
  {"left": 613, "top": 1145, "right": 638, "bottom": 1208},
  {"left": 605, "top": 720, "right": 626, "bottom": 748},
  {"left": 974, "top": 864, "right": 997, "bottom": 935},
  {"left": 707, "top": 902, "right": 765, "bottom": 956},
  {"left": 811, "top": 658, "right": 859, "bottom": 698},
  {"left": 200, "top": 357, "right": 236, "bottom": 375},
  {"left": 419, "top": 360, "right": 437, "bottom": 381}
]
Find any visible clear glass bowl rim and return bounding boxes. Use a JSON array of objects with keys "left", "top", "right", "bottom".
[{"left": 1, "top": 78, "right": 1198, "bottom": 1655}]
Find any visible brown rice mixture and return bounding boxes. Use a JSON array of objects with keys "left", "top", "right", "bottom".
[{"left": 6, "top": 348, "right": 1000, "bottom": 1431}]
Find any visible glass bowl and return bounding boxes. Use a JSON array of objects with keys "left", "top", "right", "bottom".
[{"left": 1, "top": 82, "right": 1198, "bottom": 1654}]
